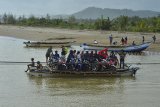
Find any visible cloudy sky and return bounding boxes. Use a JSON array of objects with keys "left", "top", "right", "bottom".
[{"left": 0, "top": 0, "right": 160, "bottom": 15}]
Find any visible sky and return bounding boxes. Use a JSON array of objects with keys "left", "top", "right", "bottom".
[{"left": 0, "top": 0, "right": 160, "bottom": 16}]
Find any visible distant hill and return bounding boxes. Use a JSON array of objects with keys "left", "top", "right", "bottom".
[{"left": 72, "top": 7, "right": 160, "bottom": 19}]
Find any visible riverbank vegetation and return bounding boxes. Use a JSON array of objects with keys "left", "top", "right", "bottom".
[{"left": 0, "top": 13, "right": 160, "bottom": 32}]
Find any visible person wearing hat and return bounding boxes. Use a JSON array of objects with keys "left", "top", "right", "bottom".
[
  {"left": 25, "top": 58, "right": 35, "bottom": 72},
  {"left": 118, "top": 50, "right": 126, "bottom": 69}
]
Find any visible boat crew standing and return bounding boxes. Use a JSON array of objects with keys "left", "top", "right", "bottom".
[
  {"left": 118, "top": 50, "right": 126, "bottom": 69},
  {"left": 46, "top": 46, "right": 53, "bottom": 63}
]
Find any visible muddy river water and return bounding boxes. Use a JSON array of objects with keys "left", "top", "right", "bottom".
[{"left": 0, "top": 36, "right": 160, "bottom": 107}]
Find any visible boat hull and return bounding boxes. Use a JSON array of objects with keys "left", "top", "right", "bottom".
[
  {"left": 27, "top": 67, "right": 138, "bottom": 77},
  {"left": 82, "top": 42, "right": 151, "bottom": 52},
  {"left": 24, "top": 41, "right": 75, "bottom": 47}
]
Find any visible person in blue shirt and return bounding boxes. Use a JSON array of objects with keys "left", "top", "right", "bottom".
[{"left": 54, "top": 50, "right": 60, "bottom": 62}]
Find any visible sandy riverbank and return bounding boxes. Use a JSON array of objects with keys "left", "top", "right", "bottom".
[{"left": 0, "top": 25, "right": 159, "bottom": 51}]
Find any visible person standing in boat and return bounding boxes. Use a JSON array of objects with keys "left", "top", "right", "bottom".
[
  {"left": 118, "top": 50, "right": 126, "bottom": 69},
  {"left": 46, "top": 46, "right": 53, "bottom": 63},
  {"left": 25, "top": 58, "right": 35, "bottom": 72}
]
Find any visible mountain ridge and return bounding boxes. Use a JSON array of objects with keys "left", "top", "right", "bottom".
[{"left": 71, "top": 7, "right": 160, "bottom": 19}]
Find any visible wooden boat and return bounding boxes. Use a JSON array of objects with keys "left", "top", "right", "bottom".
[
  {"left": 23, "top": 41, "right": 76, "bottom": 47},
  {"left": 26, "top": 66, "right": 139, "bottom": 77},
  {"left": 81, "top": 42, "right": 151, "bottom": 52}
]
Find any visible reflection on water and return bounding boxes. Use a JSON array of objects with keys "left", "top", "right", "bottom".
[
  {"left": 28, "top": 76, "right": 136, "bottom": 96},
  {"left": 0, "top": 36, "right": 160, "bottom": 107}
]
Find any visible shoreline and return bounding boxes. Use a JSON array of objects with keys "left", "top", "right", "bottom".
[{"left": 0, "top": 25, "right": 159, "bottom": 52}]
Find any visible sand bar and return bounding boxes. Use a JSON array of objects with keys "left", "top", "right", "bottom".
[{"left": 0, "top": 25, "right": 159, "bottom": 51}]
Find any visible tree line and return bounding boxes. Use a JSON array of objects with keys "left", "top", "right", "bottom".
[{"left": 1, "top": 13, "right": 160, "bottom": 32}]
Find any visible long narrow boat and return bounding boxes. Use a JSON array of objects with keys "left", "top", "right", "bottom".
[
  {"left": 27, "top": 66, "right": 139, "bottom": 77},
  {"left": 23, "top": 41, "right": 76, "bottom": 47},
  {"left": 81, "top": 42, "right": 151, "bottom": 52}
]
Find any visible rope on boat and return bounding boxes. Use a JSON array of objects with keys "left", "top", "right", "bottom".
[{"left": 0, "top": 61, "right": 160, "bottom": 65}]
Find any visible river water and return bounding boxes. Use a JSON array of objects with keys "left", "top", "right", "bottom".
[{"left": 0, "top": 36, "right": 160, "bottom": 107}]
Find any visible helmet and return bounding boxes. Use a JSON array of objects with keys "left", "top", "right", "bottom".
[
  {"left": 37, "top": 61, "right": 40, "bottom": 64},
  {"left": 31, "top": 58, "right": 34, "bottom": 61}
]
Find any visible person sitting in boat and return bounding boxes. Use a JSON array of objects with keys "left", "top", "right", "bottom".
[
  {"left": 25, "top": 58, "right": 35, "bottom": 72},
  {"left": 118, "top": 50, "right": 126, "bottom": 69},
  {"left": 37, "top": 61, "right": 43, "bottom": 70},
  {"left": 46, "top": 46, "right": 53, "bottom": 63}
]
